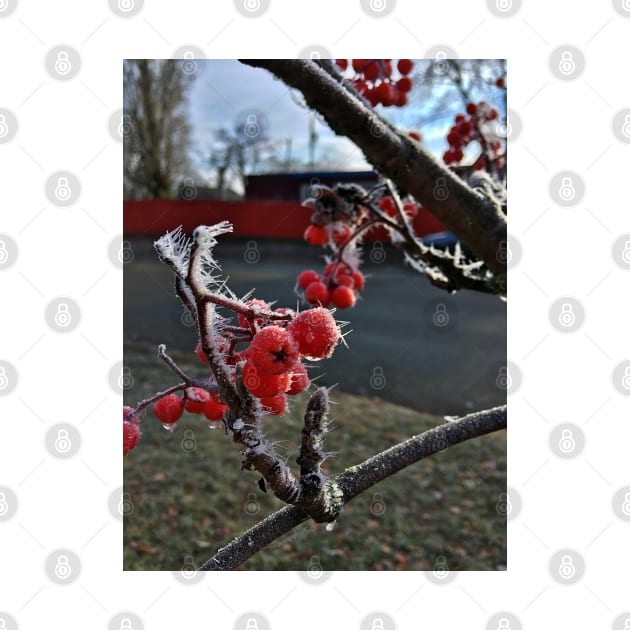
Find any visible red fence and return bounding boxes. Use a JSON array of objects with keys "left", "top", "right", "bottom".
[{"left": 123, "top": 199, "right": 447, "bottom": 241}]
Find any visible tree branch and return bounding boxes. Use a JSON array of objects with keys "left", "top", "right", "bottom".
[
  {"left": 240, "top": 59, "right": 506, "bottom": 274},
  {"left": 199, "top": 404, "right": 507, "bottom": 570}
]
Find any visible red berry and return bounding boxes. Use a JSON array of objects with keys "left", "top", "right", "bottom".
[
  {"left": 487, "top": 108, "right": 498, "bottom": 121},
  {"left": 443, "top": 150, "right": 454, "bottom": 164},
  {"left": 496, "top": 77, "right": 505, "bottom": 88},
  {"left": 458, "top": 121, "right": 472, "bottom": 136},
  {"left": 153, "top": 394, "right": 184, "bottom": 424},
  {"left": 304, "top": 224, "right": 329, "bottom": 246},
  {"left": 396, "top": 77, "right": 412, "bottom": 93},
  {"left": 333, "top": 223, "right": 353, "bottom": 246},
  {"left": 123, "top": 406, "right": 135, "bottom": 422},
  {"left": 363, "top": 61, "right": 379, "bottom": 82},
  {"left": 237, "top": 298, "right": 270, "bottom": 330},
  {"left": 202, "top": 392, "right": 227, "bottom": 421},
  {"left": 455, "top": 114, "right": 466, "bottom": 124},
  {"left": 336, "top": 274, "right": 355, "bottom": 289},
  {"left": 185, "top": 387, "right": 211, "bottom": 414},
  {"left": 451, "top": 148, "right": 464, "bottom": 163},
  {"left": 324, "top": 261, "right": 352, "bottom": 277},
  {"left": 474, "top": 156, "right": 486, "bottom": 170},
  {"left": 447, "top": 131, "right": 463, "bottom": 149},
  {"left": 260, "top": 393, "right": 288, "bottom": 416},
  {"left": 352, "top": 59, "right": 369, "bottom": 72},
  {"left": 408, "top": 131, "right": 421, "bottom": 141},
  {"left": 195, "top": 342, "right": 209, "bottom": 364},
  {"left": 394, "top": 90, "right": 408, "bottom": 107},
  {"left": 298, "top": 269, "right": 321, "bottom": 290},
  {"left": 378, "top": 196, "right": 397, "bottom": 217},
  {"left": 331, "top": 285, "right": 356, "bottom": 309},
  {"left": 352, "top": 271, "right": 365, "bottom": 292},
  {"left": 248, "top": 325, "right": 299, "bottom": 374},
  {"left": 243, "top": 360, "right": 290, "bottom": 397},
  {"left": 466, "top": 102, "right": 477, "bottom": 116},
  {"left": 364, "top": 87, "right": 380, "bottom": 107},
  {"left": 397, "top": 59, "right": 413, "bottom": 75},
  {"left": 375, "top": 81, "right": 395, "bottom": 106},
  {"left": 286, "top": 362, "right": 310, "bottom": 395},
  {"left": 335, "top": 59, "right": 348, "bottom": 71},
  {"left": 305, "top": 281, "right": 330, "bottom": 307},
  {"left": 288, "top": 307, "right": 341, "bottom": 360},
  {"left": 123, "top": 420, "right": 141, "bottom": 455}
]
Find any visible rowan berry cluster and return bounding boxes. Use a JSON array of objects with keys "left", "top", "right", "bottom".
[
  {"left": 443, "top": 101, "right": 504, "bottom": 171},
  {"left": 123, "top": 224, "right": 344, "bottom": 455},
  {"left": 295, "top": 181, "right": 425, "bottom": 309},
  {"left": 334, "top": 58, "right": 414, "bottom": 107}
]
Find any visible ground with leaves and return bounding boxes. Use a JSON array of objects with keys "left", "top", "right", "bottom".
[{"left": 123, "top": 342, "right": 506, "bottom": 571}]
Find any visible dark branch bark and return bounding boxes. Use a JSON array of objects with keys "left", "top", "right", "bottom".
[
  {"left": 199, "top": 404, "right": 507, "bottom": 570},
  {"left": 240, "top": 59, "right": 507, "bottom": 274}
]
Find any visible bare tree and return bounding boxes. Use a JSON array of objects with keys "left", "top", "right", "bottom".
[{"left": 123, "top": 60, "right": 194, "bottom": 199}]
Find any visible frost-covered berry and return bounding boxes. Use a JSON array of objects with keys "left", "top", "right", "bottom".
[
  {"left": 243, "top": 360, "right": 290, "bottom": 397},
  {"left": 260, "top": 393, "right": 288, "bottom": 416},
  {"left": 288, "top": 307, "right": 341, "bottom": 360},
  {"left": 202, "top": 391, "right": 227, "bottom": 421},
  {"left": 123, "top": 420, "right": 141, "bottom": 455},
  {"left": 185, "top": 387, "right": 211, "bottom": 414},
  {"left": 286, "top": 362, "right": 310, "bottom": 395},
  {"left": 248, "top": 325, "right": 299, "bottom": 374},
  {"left": 153, "top": 394, "right": 185, "bottom": 424}
]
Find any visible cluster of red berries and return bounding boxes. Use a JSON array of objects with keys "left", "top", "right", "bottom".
[
  {"left": 123, "top": 305, "right": 342, "bottom": 454},
  {"left": 335, "top": 59, "right": 414, "bottom": 107},
  {"left": 442, "top": 101, "right": 503, "bottom": 170},
  {"left": 298, "top": 262, "right": 365, "bottom": 310}
]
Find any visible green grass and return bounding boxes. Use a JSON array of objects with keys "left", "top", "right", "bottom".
[{"left": 124, "top": 341, "right": 506, "bottom": 571}]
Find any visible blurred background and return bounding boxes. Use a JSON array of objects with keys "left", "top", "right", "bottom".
[{"left": 123, "top": 59, "right": 507, "bottom": 571}]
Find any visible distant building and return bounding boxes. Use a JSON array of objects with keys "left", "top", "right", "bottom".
[{"left": 245, "top": 171, "right": 380, "bottom": 202}]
